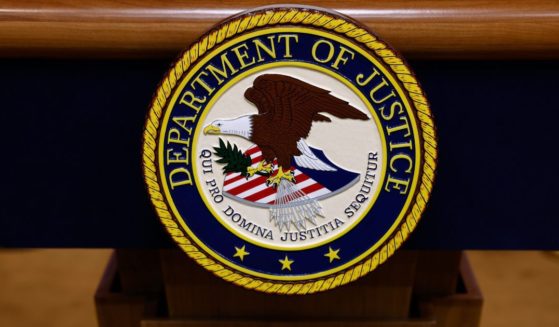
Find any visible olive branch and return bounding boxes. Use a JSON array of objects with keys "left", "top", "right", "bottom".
[{"left": 213, "top": 138, "right": 270, "bottom": 177}]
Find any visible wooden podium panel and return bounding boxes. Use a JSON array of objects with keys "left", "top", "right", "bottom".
[
  {"left": 95, "top": 250, "right": 482, "bottom": 327},
  {"left": 141, "top": 320, "right": 436, "bottom": 327},
  {"left": 95, "top": 252, "right": 160, "bottom": 327},
  {"left": 418, "top": 257, "right": 483, "bottom": 327},
  {"left": 414, "top": 252, "right": 462, "bottom": 296},
  {"left": 160, "top": 250, "right": 416, "bottom": 320}
]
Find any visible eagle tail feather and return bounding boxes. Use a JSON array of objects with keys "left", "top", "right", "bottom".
[{"left": 270, "top": 179, "right": 324, "bottom": 232}]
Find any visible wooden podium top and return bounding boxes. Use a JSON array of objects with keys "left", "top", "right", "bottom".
[{"left": 0, "top": 0, "right": 558, "bottom": 59}]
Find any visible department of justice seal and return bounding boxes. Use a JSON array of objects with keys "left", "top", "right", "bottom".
[{"left": 143, "top": 5, "right": 437, "bottom": 294}]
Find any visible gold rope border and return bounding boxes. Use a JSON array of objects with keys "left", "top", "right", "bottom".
[{"left": 142, "top": 7, "right": 437, "bottom": 295}]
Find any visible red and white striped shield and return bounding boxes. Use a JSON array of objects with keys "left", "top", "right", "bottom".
[{"left": 222, "top": 145, "right": 332, "bottom": 207}]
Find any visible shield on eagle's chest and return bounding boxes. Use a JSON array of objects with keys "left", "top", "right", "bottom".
[{"left": 222, "top": 145, "right": 360, "bottom": 207}]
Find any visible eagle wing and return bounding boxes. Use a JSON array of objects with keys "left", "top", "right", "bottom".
[
  {"left": 244, "top": 74, "right": 369, "bottom": 169},
  {"left": 294, "top": 139, "right": 336, "bottom": 171},
  {"left": 245, "top": 74, "right": 369, "bottom": 138}
]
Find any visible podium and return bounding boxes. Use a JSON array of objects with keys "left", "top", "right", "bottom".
[
  {"left": 1, "top": 1, "right": 559, "bottom": 327},
  {"left": 95, "top": 250, "right": 482, "bottom": 327}
]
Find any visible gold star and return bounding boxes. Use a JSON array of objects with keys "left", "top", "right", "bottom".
[
  {"left": 324, "top": 247, "right": 341, "bottom": 263},
  {"left": 279, "top": 255, "right": 294, "bottom": 271},
  {"left": 233, "top": 245, "right": 250, "bottom": 261}
]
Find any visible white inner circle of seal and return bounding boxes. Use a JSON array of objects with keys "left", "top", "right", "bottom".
[{"left": 194, "top": 66, "right": 384, "bottom": 250}]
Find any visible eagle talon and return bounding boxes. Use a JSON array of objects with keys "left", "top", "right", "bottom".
[
  {"left": 266, "top": 166, "right": 295, "bottom": 187},
  {"left": 246, "top": 161, "right": 273, "bottom": 178}
]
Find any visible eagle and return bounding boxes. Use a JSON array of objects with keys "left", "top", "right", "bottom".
[{"left": 203, "top": 73, "right": 370, "bottom": 187}]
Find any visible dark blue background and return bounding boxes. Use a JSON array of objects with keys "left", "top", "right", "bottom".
[{"left": 0, "top": 59, "right": 557, "bottom": 250}]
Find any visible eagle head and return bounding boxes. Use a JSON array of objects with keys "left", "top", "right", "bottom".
[{"left": 203, "top": 115, "right": 253, "bottom": 139}]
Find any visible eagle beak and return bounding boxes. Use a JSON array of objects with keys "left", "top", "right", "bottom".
[{"left": 203, "top": 124, "right": 221, "bottom": 135}]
